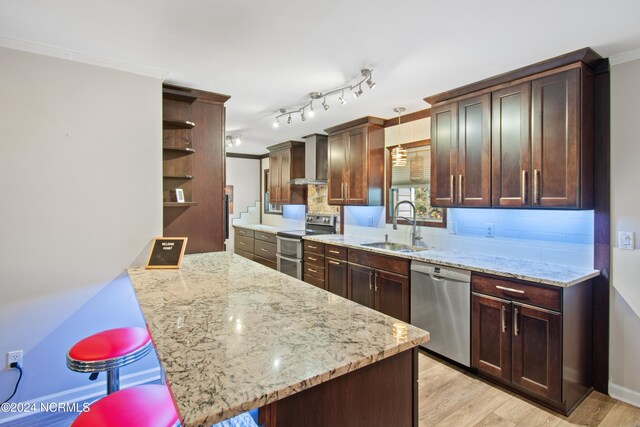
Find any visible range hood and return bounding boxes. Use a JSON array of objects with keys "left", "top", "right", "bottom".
[{"left": 291, "top": 133, "right": 328, "bottom": 185}]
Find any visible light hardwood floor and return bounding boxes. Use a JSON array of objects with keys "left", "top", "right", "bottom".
[{"left": 419, "top": 351, "right": 640, "bottom": 427}]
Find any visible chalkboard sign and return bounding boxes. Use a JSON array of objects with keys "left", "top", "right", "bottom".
[{"left": 145, "top": 237, "right": 188, "bottom": 269}]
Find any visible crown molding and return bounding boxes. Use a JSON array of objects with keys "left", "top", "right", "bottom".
[
  {"left": 610, "top": 47, "right": 640, "bottom": 66},
  {"left": 0, "top": 34, "right": 170, "bottom": 80}
]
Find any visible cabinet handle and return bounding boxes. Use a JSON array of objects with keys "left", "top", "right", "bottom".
[
  {"left": 308, "top": 256, "right": 317, "bottom": 261},
  {"left": 496, "top": 285, "right": 525, "bottom": 295},
  {"left": 514, "top": 307, "right": 519, "bottom": 336},
  {"left": 328, "top": 250, "right": 340, "bottom": 254},
  {"left": 533, "top": 169, "right": 540, "bottom": 204},
  {"left": 521, "top": 170, "right": 527, "bottom": 204},
  {"left": 501, "top": 305, "right": 506, "bottom": 333},
  {"left": 450, "top": 174, "right": 455, "bottom": 204},
  {"left": 260, "top": 248, "right": 268, "bottom": 252},
  {"left": 308, "top": 268, "right": 318, "bottom": 273},
  {"left": 368, "top": 271, "right": 373, "bottom": 290},
  {"left": 374, "top": 272, "right": 379, "bottom": 292},
  {"left": 239, "top": 242, "right": 246, "bottom": 245},
  {"left": 346, "top": 183, "right": 349, "bottom": 200},
  {"left": 341, "top": 182, "right": 345, "bottom": 200},
  {"left": 459, "top": 174, "right": 464, "bottom": 203},
  {"left": 308, "top": 245, "right": 317, "bottom": 249},
  {"left": 328, "top": 260, "right": 340, "bottom": 265}
]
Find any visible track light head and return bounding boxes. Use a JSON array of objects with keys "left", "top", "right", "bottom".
[
  {"left": 308, "top": 102, "right": 315, "bottom": 117},
  {"left": 353, "top": 84, "right": 363, "bottom": 98},
  {"left": 366, "top": 78, "right": 376, "bottom": 89},
  {"left": 287, "top": 114, "right": 292, "bottom": 124},
  {"left": 322, "top": 97, "right": 330, "bottom": 110},
  {"left": 339, "top": 95, "right": 347, "bottom": 105}
]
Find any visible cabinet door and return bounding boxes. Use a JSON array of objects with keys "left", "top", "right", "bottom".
[
  {"left": 374, "top": 270, "right": 409, "bottom": 322},
  {"left": 328, "top": 133, "right": 347, "bottom": 204},
  {"left": 511, "top": 303, "right": 562, "bottom": 402},
  {"left": 492, "top": 83, "right": 532, "bottom": 207},
  {"left": 430, "top": 102, "right": 458, "bottom": 207},
  {"left": 325, "top": 258, "right": 348, "bottom": 298},
  {"left": 269, "top": 152, "right": 280, "bottom": 204},
  {"left": 531, "top": 68, "right": 580, "bottom": 208},
  {"left": 346, "top": 128, "right": 367, "bottom": 205},
  {"left": 457, "top": 94, "right": 491, "bottom": 206},
  {"left": 348, "top": 263, "right": 374, "bottom": 310},
  {"left": 472, "top": 294, "right": 511, "bottom": 383},
  {"left": 279, "top": 148, "right": 291, "bottom": 203}
]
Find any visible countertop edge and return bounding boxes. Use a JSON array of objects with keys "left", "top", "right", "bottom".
[{"left": 302, "top": 235, "right": 600, "bottom": 288}]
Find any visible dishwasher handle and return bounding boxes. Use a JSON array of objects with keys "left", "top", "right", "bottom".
[{"left": 411, "top": 262, "right": 470, "bottom": 283}]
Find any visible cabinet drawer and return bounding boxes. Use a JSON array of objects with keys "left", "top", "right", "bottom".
[
  {"left": 234, "top": 248, "right": 254, "bottom": 261},
  {"left": 305, "top": 275, "right": 325, "bottom": 290},
  {"left": 235, "top": 228, "right": 255, "bottom": 238},
  {"left": 472, "top": 274, "right": 561, "bottom": 311},
  {"left": 325, "top": 244, "right": 347, "bottom": 260},
  {"left": 348, "top": 249, "right": 409, "bottom": 276},
  {"left": 304, "top": 264, "right": 325, "bottom": 279},
  {"left": 304, "top": 253, "right": 325, "bottom": 267},
  {"left": 304, "top": 240, "right": 325, "bottom": 254},
  {"left": 254, "top": 255, "right": 276, "bottom": 270},
  {"left": 235, "top": 235, "right": 254, "bottom": 253},
  {"left": 254, "top": 239, "right": 277, "bottom": 262},
  {"left": 255, "top": 231, "right": 277, "bottom": 244}
]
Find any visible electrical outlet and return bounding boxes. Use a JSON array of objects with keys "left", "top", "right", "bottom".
[
  {"left": 618, "top": 231, "right": 635, "bottom": 250},
  {"left": 450, "top": 221, "right": 458, "bottom": 235},
  {"left": 485, "top": 223, "right": 495, "bottom": 238},
  {"left": 7, "top": 350, "right": 23, "bottom": 368}
]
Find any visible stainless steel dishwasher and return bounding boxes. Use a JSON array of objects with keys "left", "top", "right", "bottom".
[{"left": 411, "top": 262, "right": 471, "bottom": 367}]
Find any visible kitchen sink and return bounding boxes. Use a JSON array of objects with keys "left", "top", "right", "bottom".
[{"left": 360, "top": 242, "right": 426, "bottom": 253}]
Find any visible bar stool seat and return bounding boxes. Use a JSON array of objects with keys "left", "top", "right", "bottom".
[
  {"left": 67, "top": 327, "right": 153, "bottom": 394},
  {"left": 71, "top": 385, "right": 180, "bottom": 427}
]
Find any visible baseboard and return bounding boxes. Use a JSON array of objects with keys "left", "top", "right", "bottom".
[
  {"left": 609, "top": 382, "right": 640, "bottom": 409},
  {"left": 0, "top": 367, "right": 161, "bottom": 424}
]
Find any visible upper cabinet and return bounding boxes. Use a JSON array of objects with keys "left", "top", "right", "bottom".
[
  {"left": 426, "top": 49, "right": 600, "bottom": 210},
  {"left": 325, "top": 117, "right": 385, "bottom": 205},
  {"left": 431, "top": 94, "right": 491, "bottom": 207},
  {"left": 267, "top": 141, "right": 306, "bottom": 205}
]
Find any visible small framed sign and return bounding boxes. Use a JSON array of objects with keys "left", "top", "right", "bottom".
[
  {"left": 174, "top": 188, "right": 185, "bottom": 203},
  {"left": 145, "top": 237, "right": 188, "bottom": 269}
]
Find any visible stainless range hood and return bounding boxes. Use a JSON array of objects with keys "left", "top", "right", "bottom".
[{"left": 290, "top": 133, "right": 328, "bottom": 185}]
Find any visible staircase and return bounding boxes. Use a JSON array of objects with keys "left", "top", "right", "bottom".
[{"left": 232, "top": 200, "right": 261, "bottom": 226}]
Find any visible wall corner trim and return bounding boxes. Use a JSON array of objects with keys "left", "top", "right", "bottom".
[
  {"left": 610, "top": 48, "right": 640, "bottom": 66},
  {"left": 0, "top": 35, "right": 170, "bottom": 79}
]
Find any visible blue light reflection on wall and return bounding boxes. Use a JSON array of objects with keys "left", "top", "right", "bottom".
[
  {"left": 282, "top": 205, "right": 306, "bottom": 220},
  {"left": 344, "top": 206, "right": 385, "bottom": 227},
  {"left": 448, "top": 208, "right": 594, "bottom": 245}
]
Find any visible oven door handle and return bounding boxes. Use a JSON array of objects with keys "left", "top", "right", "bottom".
[
  {"left": 276, "top": 254, "right": 302, "bottom": 263},
  {"left": 277, "top": 236, "right": 302, "bottom": 243}
]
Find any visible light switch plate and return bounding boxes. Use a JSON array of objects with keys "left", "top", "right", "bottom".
[
  {"left": 485, "top": 223, "right": 495, "bottom": 238},
  {"left": 618, "top": 231, "right": 635, "bottom": 250},
  {"left": 450, "top": 221, "right": 457, "bottom": 235}
]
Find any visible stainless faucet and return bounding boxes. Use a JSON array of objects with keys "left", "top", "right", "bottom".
[{"left": 392, "top": 201, "right": 422, "bottom": 246}]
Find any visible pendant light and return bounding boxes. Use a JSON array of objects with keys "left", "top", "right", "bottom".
[{"left": 391, "top": 107, "right": 407, "bottom": 167}]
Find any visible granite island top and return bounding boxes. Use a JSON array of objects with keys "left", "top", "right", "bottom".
[
  {"left": 304, "top": 234, "right": 600, "bottom": 288},
  {"left": 128, "top": 252, "right": 429, "bottom": 426}
]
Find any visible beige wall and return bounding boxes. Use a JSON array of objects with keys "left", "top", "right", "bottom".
[
  {"left": 0, "top": 46, "right": 162, "bottom": 410},
  {"left": 609, "top": 56, "right": 640, "bottom": 406}
]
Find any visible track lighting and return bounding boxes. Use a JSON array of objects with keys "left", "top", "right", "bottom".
[{"left": 273, "top": 68, "right": 376, "bottom": 127}]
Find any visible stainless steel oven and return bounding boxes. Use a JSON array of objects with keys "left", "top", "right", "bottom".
[{"left": 276, "top": 214, "right": 336, "bottom": 280}]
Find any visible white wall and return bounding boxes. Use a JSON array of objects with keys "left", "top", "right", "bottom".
[
  {"left": 609, "top": 56, "right": 640, "bottom": 406},
  {"left": 0, "top": 47, "right": 162, "bottom": 421}
]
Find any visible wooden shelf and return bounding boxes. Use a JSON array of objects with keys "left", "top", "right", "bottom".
[
  {"left": 163, "top": 88, "right": 198, "bottom": 104},
  {"left": 163, "top": 147, "right": 195, "bottom": 154},
  {"left": 163, "top": 202, "right": 198, "bottom": 208},
  {"left": 163, "top": 120, "right": 195, "bottom": 130},
  {"left": 163, "top": 175, "right": 193, "bottom": 179}
]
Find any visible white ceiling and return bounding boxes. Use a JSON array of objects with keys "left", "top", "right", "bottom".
[{"left": 2, "top": 0, "right": 640, "bottom": 154}]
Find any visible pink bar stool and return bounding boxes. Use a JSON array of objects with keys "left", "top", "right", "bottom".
[
  {"left": 67, "top": 327, "right": 153, "bottom": 394},
  {"left": 71, "top": 384, "right": 180, "bottom": 427}
]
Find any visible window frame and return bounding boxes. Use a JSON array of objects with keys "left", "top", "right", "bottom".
[{"left": 385, "top": 139, "right": 447, "bottom": 228}]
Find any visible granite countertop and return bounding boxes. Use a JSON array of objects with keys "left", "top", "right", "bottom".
[
  {"left": 304, "top": 234, "right": 600, "bottom": 288},
  {"left": 128, "top": 253, "right": 429, "bottom": 426},
  {"left": 232, "top": 223, "right": 284, "bottom": 234}
]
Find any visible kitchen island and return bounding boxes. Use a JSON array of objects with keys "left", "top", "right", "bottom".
[{"left": 128, "top": 252, "right": 429, "bottom": 426}]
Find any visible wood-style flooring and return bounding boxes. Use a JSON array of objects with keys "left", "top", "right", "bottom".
[
  {"left": 419, "top": 351, "right": 640, "bottom": 427},
  {"left": 5, "top": 352, "right": 640, "bottom": 426}
]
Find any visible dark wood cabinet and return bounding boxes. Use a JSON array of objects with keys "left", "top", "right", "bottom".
[
  {"left": 267, "top": 141, "right": 306, "bottom": 205},
  {"left": 347, "top": 249, "right": 410, "bottom": 322},
  {"left": 325, "top": 117, "right": 385, "bottom": 206},
  {"left": 162, "top": 84, "right": 229, "bottom": 253},
  {"left": 233, "top": 227, "right": 277, "bottom": 270},
  {"left": 471, "top": 273, "right": 592, "bottom": 415},
  {"left": 326, "top": 258, "right": 348, "bottom": 298},
  {"left": 429, "top": 58, "right": 595, "bottom": 210},
  {"left": 303, "top": 241, "right": 325, "bottom": 289},
  {"left": 430, "top": 94, "right": 491, "bottom": 207}
]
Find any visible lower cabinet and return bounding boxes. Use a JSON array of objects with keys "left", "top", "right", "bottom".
[
  {"left": 326, "top": 257, "right": 348, "bottom": 298},
  {"left": 233, "top": 227, "right": 277, "bottom": 270},
  {"left": 303, "top": 241, "right": 325, "bottom": 289},
  {"left": 471, "top": 273, "right": 592, "bottom": 415},
  {"left": 347, "top": 249, "right": 410, "bottom": 322}
]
